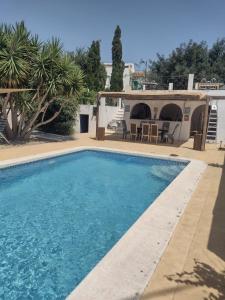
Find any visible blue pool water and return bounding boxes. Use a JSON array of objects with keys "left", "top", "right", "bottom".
[{"left": 0, "top": 150, "right": 187, "bottom": 299}]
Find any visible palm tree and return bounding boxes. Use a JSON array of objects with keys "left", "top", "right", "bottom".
[{"left": 0, "top": 22, "right": 84, "bottom": 140}]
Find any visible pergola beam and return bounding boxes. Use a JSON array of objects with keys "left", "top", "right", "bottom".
[
  {"left": 98, "top": 90, "right": 208, "bottom": 102},
  {"left": 0, "top": 88, "right": 33, "bottom": 94}
]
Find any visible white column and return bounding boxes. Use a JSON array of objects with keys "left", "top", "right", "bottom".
[
  {"left": 98, "top": 97, "right": 106, "bottom": 127},
  {"left": 168, "top": 83, "right": 173, "bottom": 90},
  {"left": 188, "top": 74, "right": 194, "bottom": 90},
  {"left": 118, "top": 98, "right": 122, "bottom": 108}
]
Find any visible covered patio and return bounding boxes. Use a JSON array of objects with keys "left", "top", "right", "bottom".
[{"left": 96, "top": 90, "right": 209, "bottom": 150}]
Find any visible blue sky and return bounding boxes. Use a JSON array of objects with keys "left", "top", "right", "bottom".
[{"left": 1, "top": 0, "right": 225, "bottom": 64}]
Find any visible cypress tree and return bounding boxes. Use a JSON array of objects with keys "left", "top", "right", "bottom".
[
  {"left": 110, "top": 26, "right": 125, "bottom": 91},
  {"left": 86, "top": 40, "right": 106, "bottom": 91}
]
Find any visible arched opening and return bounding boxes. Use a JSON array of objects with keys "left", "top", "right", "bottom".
[
  {"left": 190, "top": 105, "right": 205, "bottom": 136},
  {"left": 159, "top": 104, "right": 183, "bottom": 121},
  {"left": 130, "top": 103, "right": 151, "bottom": 119}
]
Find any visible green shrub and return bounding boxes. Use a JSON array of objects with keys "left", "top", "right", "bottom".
[{"left": 40, "top": 99, "right": 78, "bottom": 135}]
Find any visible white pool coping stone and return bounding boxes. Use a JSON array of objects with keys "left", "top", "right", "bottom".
[{"left": 0, "top": 147, "right": 207, "bottom": 300}]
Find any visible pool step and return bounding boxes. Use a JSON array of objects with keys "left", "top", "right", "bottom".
[{"left": 150, "top": 165, "right": 181, "bottom": 181}]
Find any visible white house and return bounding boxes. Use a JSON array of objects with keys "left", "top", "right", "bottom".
[
  {"left": 75, "top": 68, "right": 225, "bottom": 145},
  {"left": 74, "top": 63, "right": 135, "bottom": 135},
  {"left": 104, "top": 63, "right": 135, "bottom": 91},
  {"left": 97, "top": 90, "right": 209, "bottom": 143},
  {"left": 203, "top": 90, "right": 225, "bottom": 143}
]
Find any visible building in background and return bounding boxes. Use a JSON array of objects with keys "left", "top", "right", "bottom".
[
  {"left": 75, "top": 73, "right": 225, "bottom": 145},
  {"left": 104, "top": 63, "right": 135, "bottom": 91},
  {"left": 195, "top": 80, "right": 224, "bottom": 90}
]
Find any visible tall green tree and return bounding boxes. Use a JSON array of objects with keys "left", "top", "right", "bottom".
[
  {"left": 68, "top": 48, "right": 88, "bottom": 78},
  {"left": 148, "top": 40, "right": 210, "bottom": 89},
  {"left": 110, "top": 26, "right": 124, "bottom": 91},
  {"left": 0, "top": 22, "right": 84, "bottom": 140},
  {"left": 85, "top": 40, "right": 106, "bottom": 91},
  {"left": 209, "top": 39, "right": 225, "bottom": 83}
]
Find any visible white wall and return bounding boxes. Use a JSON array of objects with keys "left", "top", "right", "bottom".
[
  {"left": 75, "top": 104, "right": 96, "bottom": 134},
  {"left": 210, "top": 99, "right": 225, "bottom": 143},
  {"left": 104, "top": 63, "right": 135, "bottom": 91},
  {"left": 75, "top": 103, "right": 119, "bottom": 135},
  {"left": 198, "top": 90, "right": 225, "bottom": 142},
  {"left": 123, "top": 99, "right": 207, "bottom": 142}
]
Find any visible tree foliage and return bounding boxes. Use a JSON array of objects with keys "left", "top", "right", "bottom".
[
  {"left": 86, "top": 41, "right": 106, "bottom": 91},
  {"left": 40, "top": 98, "right": 78, "bottom": 135},
  {"left": 78, "top": 89, "right": 97, "bottom": 105},
  {"left": 209, "top": 38, "right": 225, "bottom": 83},
  {"left": 147, "top": 39, "right": 225, "bottom": 89},
  {"left": 0, "top": 21, "right": 84, "bottom": 140},
  {"left": 69, "top": 42, "right": 106, "bottom": 93},
  {"left": 110, "top": 26, "right": 124, "bottom": 91}
]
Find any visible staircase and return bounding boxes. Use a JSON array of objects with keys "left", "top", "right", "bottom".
[
  {"left": 114, "top": 107, "right": 125, "bottom": 121},
  {"left": 206, "top": 105, "right": 217, "bottom": 143},
  {"left": 107, "top": 107, "right": 125, "bottom": 130}
]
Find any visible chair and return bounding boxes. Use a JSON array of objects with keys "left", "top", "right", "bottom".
[
  {"left": 163, "top": 123, "right": 180, "bottom": 144},
  {"left": 0, "top": 117, "right": 10, "bottom": 144},
  {"left": 149, "top": 120, "right": 155, "bottom": 125},
  {"left": 150, "top": 124, "right": 159, "bottom": 144},
  {"left": 161, "top": 121, "right": 170, "bottom": 142},
  {"left": 141, "top": 123, "right": 150, "bottom": 142},
  {"left": 162, "top": 121, "right": 170, "bottom": 131},
  {"left": 130, "top": 123, "right": 138, "bottom": 140},
  {"left": 121, "top": 120, "right": 130, "bottom": 139},
  {"left": 115, "top": 121, "right": 123, "bottom": 136}
]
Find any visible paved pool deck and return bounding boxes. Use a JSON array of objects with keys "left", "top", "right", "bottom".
[{"left": 0, "top": 133, "right": 224, "bottom": 300}]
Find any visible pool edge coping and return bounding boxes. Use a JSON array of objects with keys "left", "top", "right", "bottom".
[{"left": 0, "top": 146, "right": 207, "bottom": 300}]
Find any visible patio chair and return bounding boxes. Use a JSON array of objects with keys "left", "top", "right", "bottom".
[
  {"left": 150, "top": 124, "right": 159, "bottom": 144},
  {"left": 161, "top": 121, "right": 170, "bottom": 141},
  {"left": 130, "top": 123, "right": 138, "bottom": 141},
  {"left": 163, "top": 123, "right": 180, "bottom": 144},
  {"left": 141, "top": 123, "right": 150, "bottom": 142},
  {"left": 121, "top": 120, "right": 130, "bottom": 139},
  {"left": 0, "top": 117, "right": 10, "bottom": 144},
  {"left": 162, "top": 121, "right": 170, "bottom": 131},
  {"left": 115, "top": 121, "right": 123, "bottom": 135},
  {"left": 149, "top": 120, "right": 155, "bottom": 125}
]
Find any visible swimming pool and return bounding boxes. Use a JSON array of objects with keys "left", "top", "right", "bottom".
[{"left": 0, "top": 149, "right": 187, "bottom": 299}]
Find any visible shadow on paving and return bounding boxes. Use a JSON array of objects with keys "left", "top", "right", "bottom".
[
  {"left": 93, "top": 133, "right": 186, "bottom": 148},
  {"left": 119, "top": 285, "right": 193, "bottom": 300},
  {"left": 166, "top": 259, "right": 225, "bottom": 300},
  {"left": 208, "top": 155, "right": 225, "bottom": 261},
  {"left": 164, "top": 157, "right": 225, "bottom": 300}
]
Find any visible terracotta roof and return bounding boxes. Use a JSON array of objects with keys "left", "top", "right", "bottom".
[
  {"left": 98, "top": 90, "right": 208, "bottom": 101},
  {"left": 132, "top": 71, "right": 145, "bottom": 78},
  {"left": 0, "top": 88, "right": 33, "bottom": 94}
]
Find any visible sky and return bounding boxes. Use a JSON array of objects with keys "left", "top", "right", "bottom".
[{"left": 1, "top": 0, "right": 225, "bottom": 64}]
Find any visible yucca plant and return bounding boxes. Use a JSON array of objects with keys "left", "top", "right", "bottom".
[{"left": 0, "top": 21, "right": 84, "bottom": 140}]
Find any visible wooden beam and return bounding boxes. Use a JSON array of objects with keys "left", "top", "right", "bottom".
[
  {"left": 201, "top": 96, "right": 210, "bottom": 151},
  {"left": 0, "top": 88, "right": 33, "bottom": 94},
  {"left": 95, "top": 93, "right": 100, "bottom": 140}
]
